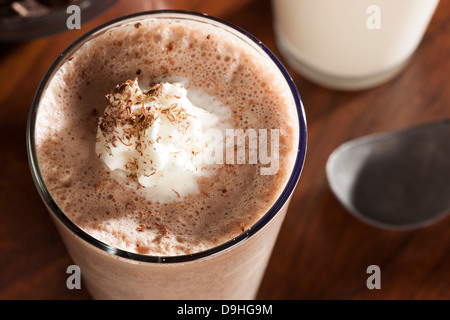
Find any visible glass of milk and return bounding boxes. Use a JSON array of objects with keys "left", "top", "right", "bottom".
[{"left": 272, "top": 0, "right": 439, "bottom": 90}]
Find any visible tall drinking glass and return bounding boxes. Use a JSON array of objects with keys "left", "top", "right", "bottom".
[{"left": 27, "top": 11, "right": 307, "bottom": 300}]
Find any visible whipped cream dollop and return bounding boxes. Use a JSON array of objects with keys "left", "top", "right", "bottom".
[{"left": 96, "top": 78, "right": 223, "bottom": 201}]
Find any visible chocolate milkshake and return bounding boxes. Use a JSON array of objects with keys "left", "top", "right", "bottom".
[{"left": 28, "top": 11, "right": 306, "bottom": 299}]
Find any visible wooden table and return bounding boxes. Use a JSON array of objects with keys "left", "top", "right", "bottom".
[{"left": 1, "top": 0, "right": 449, "bottom": 300}]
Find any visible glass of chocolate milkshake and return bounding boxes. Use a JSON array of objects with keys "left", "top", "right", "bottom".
[{"left": 27, "top": 11, "right": 307, "bottom": 299}]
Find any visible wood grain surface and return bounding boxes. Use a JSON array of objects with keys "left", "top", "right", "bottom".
[{"left": 0, "top": 0, "right": 449, "bottom": 300}]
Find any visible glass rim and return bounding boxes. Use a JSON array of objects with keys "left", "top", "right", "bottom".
[{"left": 26, "top": 10, "right": 308, "bottom": 264}]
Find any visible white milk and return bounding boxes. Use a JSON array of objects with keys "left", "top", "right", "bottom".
[{"left": 272, "top": 0, "right": 439, "bottom": 90}]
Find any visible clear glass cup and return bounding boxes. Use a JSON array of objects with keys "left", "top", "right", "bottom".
[
  {"left": 27, "top": 10, "right": 307, "bottom": 300},
  {"left": 272, "top": 0, "right": 439, "bottom": 91}
]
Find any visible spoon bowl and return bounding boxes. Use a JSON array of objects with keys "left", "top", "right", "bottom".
[{"left": 326, "top": 120, "right": 450, "bottom": 230}]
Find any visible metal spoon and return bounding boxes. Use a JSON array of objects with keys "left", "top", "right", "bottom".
[{"left": 326, "top": 119, "right": 450, "bottom": 230}]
